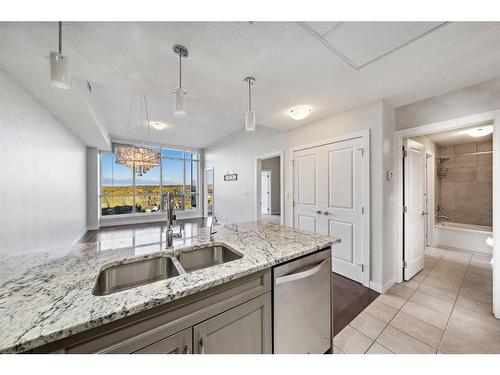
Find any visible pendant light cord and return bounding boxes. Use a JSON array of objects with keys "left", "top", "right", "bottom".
[
  {"left": 179, "top": 54, "right": 182, "bottom": 90},
  {"left": 58, "top": 22, "right": 62, "bottom": 54},
  {"left": 248, "top": 79, "right": 252, "bottom": 112}
]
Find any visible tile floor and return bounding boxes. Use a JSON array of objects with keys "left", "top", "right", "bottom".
[{"left": 334, "top": 247, "right": 498, "bottom": 354}]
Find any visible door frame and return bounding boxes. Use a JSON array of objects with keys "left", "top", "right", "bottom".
[
  {"left": 393, "top": 110, "right": 500, "bottom": 319},
  {"left": 260, "top": 170, "right": 272, "bottom": 215},
  {"left": 255, "top": 151, "right": 285, "bottom": 225},
  {"left": 425, "top": 151, "right": 436, "bottom": 247},
  {"left": 290, "top": 129, "right": 371, "bottom": 287}
]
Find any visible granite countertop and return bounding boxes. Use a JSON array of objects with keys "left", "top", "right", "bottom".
[{"left": 0, "top": 222, "right": 337, "bottom": 353}]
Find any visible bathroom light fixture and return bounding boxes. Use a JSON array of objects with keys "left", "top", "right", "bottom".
[
  {"left": 149, "top": 121, "right": 168, "bottom": 130},
  {"left": 244, "top": 77, "right": 256, "bottom": 131},
  {"left": 172, "top": 45, "right": 188, "bottom": 117},
  {"left": 467, "top": 125, "right": 493, "bottom": 137},
  {"left": 288, "top": 105, "right": 312, "bottom": 120},
  {"left": 49, "top": 22, "right": 70, "bottom": 89}
]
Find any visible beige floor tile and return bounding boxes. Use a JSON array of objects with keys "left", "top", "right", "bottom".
[
  {"left": 417, "top": 282, "right": 458, "bottom": 303},
  {"left": 402, "top": 278, "right": 421, "bottom": 290},
  {"left": 387, "top": 283, "right": 414, "bottom": 300},
  {"left": 450, "top": 306, "right": 500, "bottom": 336},
  {"left": 459, "top": 285, "right": 492, "bottom": 304},
  {"left": 409, "top": 290, "right": 454, "bottom": 316},
  {"left": 427, "top": 268, "right": 464, "bottom": 285},
  {"left": 401, "top": 301, "right": 450, "bottom": 329},
  {"left": 377, "top": 293, "right": 406, "bottom": 310},
  {"left": 422, "top": 271, "right": 462, "bottom": 293},
  {"left": 425, "top": 247, "right": 446, "bottom": 258},
  {"left": 366, "top": 342, "right": 393, "bottom": 354},
  {"left": 462, "top": 272, "right": 493, "bottom": 292},
  {"left": 412, "top": 268, "right": 430, "bottom": 283},
  {"left": 376, "top": 325, "right": 436, "bottom": 354},
  {"left": 433, "top": 261, "right": 468, "bottom": 277},
  {"left": 417, "top": 283, "right": 457, "bottom": 302},
  {"left": 467, "top": 265, "right": 492, "bottom": 279},
  {"left": 349, "top": 311, "right": 387, "bottom": 340},
  {"left": 455, "top": 294, "right": 493, "bottom": 315},
  {"left": 364, "top": 300, "right": 398, "bottom": 323},
  {"left": 334, "top": 325, "right": 373, "bottom": 354},
  {"left": 333, "top": 345, "right": 345, "bottom": 354},
  {"left": 443, "top": 250, "right": 472, "bottom": 262},
  {"left": 390, "top": 311, "right": 444, "bottom": 348},
  {"left": 439, "top": 318, "right": 500, "bottom": 354},
  {"left": 441, "top": 255, "right": 470, "bottom": 267}
]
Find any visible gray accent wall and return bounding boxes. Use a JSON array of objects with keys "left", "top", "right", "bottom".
[{"left": 0, "top": 68, "right": 87, "bottom": 253}]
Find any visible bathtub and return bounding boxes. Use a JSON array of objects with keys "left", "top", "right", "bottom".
[{"left": 434, "top": 221, "right": 493, "bottom": 254}]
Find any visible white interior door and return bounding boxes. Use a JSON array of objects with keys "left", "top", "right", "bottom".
[
  {"left": 294, "top": 135, "right": 368, "bottom": 285},
  {"left": 261, "top": 171, "right": 271, "bottom": 215},
  {"left": 403, "top": 139, "right": 426, "bottom": 280}
]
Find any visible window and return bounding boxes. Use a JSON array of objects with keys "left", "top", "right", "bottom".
[{"left": 100, "top": 146, "right": 200, "bottom": 217}]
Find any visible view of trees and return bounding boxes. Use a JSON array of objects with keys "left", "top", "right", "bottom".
[{"left": 100, "top": 148, "right": 199, "bottom": 216}]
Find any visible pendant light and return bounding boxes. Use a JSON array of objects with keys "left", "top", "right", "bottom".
[
  {"left": 49, "top": 22, "right": 71, "bottom": 90},
  {"left": 172, "top": 45, "right": 188, "bottom": 117},
  {"left": 244, "top": 77, "right": 256, "bottom": 131}
]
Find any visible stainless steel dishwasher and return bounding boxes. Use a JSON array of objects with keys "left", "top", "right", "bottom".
[{"left": 273, "top": 248, "right": 331, "bottom": 354}]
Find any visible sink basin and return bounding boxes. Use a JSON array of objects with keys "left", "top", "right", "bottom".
[
  {"left": 93, "top": 256, "right": 180, "bottom": 296},
  {"left": 177, "top": 245, "right": 242, "bottom": 272}
]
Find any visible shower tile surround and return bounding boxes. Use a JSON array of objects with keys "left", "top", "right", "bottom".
[{"left": 436, "top": 140, "right": 492, "bottom": 226}]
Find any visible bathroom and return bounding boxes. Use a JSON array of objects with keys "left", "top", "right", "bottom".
[{"left": 410, "top": 123, "right": 494, "bottom": 255}]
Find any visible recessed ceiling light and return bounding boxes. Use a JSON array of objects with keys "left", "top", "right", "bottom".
[
  {"left": 467, "top": 125, "right": 493, "bottom": 137},
  {"left": 288, "top": 105, "right": 312, "bottom": 120},
  {"left": 150, "top": 121, "right": 168, "bottom": 130}
]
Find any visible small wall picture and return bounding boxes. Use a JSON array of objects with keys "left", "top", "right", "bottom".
[{"left": 224, "top": 173, "right": 238, "bottom": 181}]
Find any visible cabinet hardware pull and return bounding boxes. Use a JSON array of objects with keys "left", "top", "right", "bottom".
[
  {"left": 182, "top": 344, "right": 189, "bottom": 354},
  {"left": 199, "top": 338, "right": 205, "bottom": 354},
  {"left": 275, "top": 258, "right": 328, "bottom": 285}
]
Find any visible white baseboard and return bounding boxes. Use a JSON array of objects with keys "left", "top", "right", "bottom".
[{"left": 369, "top": 278, "right": 396, "bottom": 294}]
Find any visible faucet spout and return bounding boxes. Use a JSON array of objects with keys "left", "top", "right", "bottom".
[{"left": 210, "top": 216, "right": 218, "bottom": 240}]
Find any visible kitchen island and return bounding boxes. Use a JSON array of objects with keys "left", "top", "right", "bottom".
[{"left": 0, "top": 222, "right": 337, "bottom": 354}]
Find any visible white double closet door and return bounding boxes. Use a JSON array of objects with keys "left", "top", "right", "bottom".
[{"left": 293, "top": 136, "right": 367, "bottom": 285}]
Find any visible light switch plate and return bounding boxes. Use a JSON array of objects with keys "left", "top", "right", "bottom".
[{"left": 386, "top": 171, "right": 393, "bottom": 181}]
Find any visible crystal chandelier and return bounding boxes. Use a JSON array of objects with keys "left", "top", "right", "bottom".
[
  {"left": 115, "top": 144, "right": 160, "bottom": 176},
  {"left": 115, "top": 95, "right": 161, "bottom": 176}
]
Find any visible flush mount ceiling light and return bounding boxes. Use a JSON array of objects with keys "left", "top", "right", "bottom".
[
  {"left": 467, "top": 125, "right": 493, "bottom": 138},
  {"left": 244, "top": 76, "right": 256, "bottom": 131},
  {"left": 288, "top": 105, "right": 312, "bottom": 120},
  {"left": 149, "top": 121, "right": 168, "bottom": 130},
  {"left": 49, "top": 22, "right": 70, "bottom": 89},
  {"left": 172, "top": 44, "right": 188, "bottom": 117}
]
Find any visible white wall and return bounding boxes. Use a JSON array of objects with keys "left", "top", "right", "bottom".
[
  {"left": 396, "top": 78, "right": 500, "bottom": 130},
  {"left": 86, "top": 147, "right": 100, "bottom": 230},
  {"left": 0, "top": 69, "right": 87, "bottom": 253},
  {"left": 205, "top": 100, "right": 396, "bottom": 290},
  {"left": 261, "top": 157, "right": 280, "bottom": 215}
]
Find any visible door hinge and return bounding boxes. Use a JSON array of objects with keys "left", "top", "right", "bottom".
[
  {"left": 403, "top": 261, "right": 408, "bottom": 268},
  {"left": 403, "top": 206, "right": 408, "bottom": 213},
  {"left": 361, "top": 206, "right": 365, "bottom": 214},
  {"left": 360, "top": 264, "right": 365, "bottom": 272},
  {"left": 291, "top": 159, "right": 295, "bottom": 167},
  {"left": 402, "top": 148, "right": 408, "bottom": 158},
  {"left": 293, "top": 201, "right": 296, "bottom": 207},
  {"left": 358, "top": 147, "right": 364, "bottom": 156}
]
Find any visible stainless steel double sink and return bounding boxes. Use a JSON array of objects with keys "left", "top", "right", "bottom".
[{"left": 93, "top": 245, "right": 242, "bottom": 296}]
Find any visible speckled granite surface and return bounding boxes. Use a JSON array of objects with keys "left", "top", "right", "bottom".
[{"left": 0, "top": 222, "right": 337, "bottom": 353}]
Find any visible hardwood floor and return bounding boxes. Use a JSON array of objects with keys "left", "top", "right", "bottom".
[
  {"left": 333, "top": 273, "right": 379, "bottom": 335},
  {"left": 79, "top": 220, "right": 377, "bottom": 336}
]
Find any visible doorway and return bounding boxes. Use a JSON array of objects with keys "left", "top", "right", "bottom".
[
  {"left": 256, "top": 152, "right": 284, "bottom": 225},
  {"left": 204, "top": 167, "right": 214, "bottom": 218}
]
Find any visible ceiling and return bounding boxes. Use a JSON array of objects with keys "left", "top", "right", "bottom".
[
  {"left": 426, "top": 124, "right": 493, "bottom": 146},
  {"left": 1, "top": 22, "right": 500, "bottom": 149}
]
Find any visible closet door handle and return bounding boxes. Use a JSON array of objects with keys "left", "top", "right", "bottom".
[
  {"left": 316, "top": 210, "right": 323, "bottom": 215},
  {"left": 323, "top": 211, "right": 329, "bottom": 216}
]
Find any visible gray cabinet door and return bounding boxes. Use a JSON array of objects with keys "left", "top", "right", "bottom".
[
  {"left": 133, "top": 328, "right": 192, "bottom": 354},
  {"left": 193, "top": 292, "right": 271, "bottom": 354}
]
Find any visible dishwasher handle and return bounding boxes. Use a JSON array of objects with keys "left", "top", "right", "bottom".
[{"left": 275, "top": 258, "right": 328, "bottom": 285}]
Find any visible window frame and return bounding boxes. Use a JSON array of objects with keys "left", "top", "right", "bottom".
[{"left": 99, "top": 146, "right": 200, "bottom": 217}]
